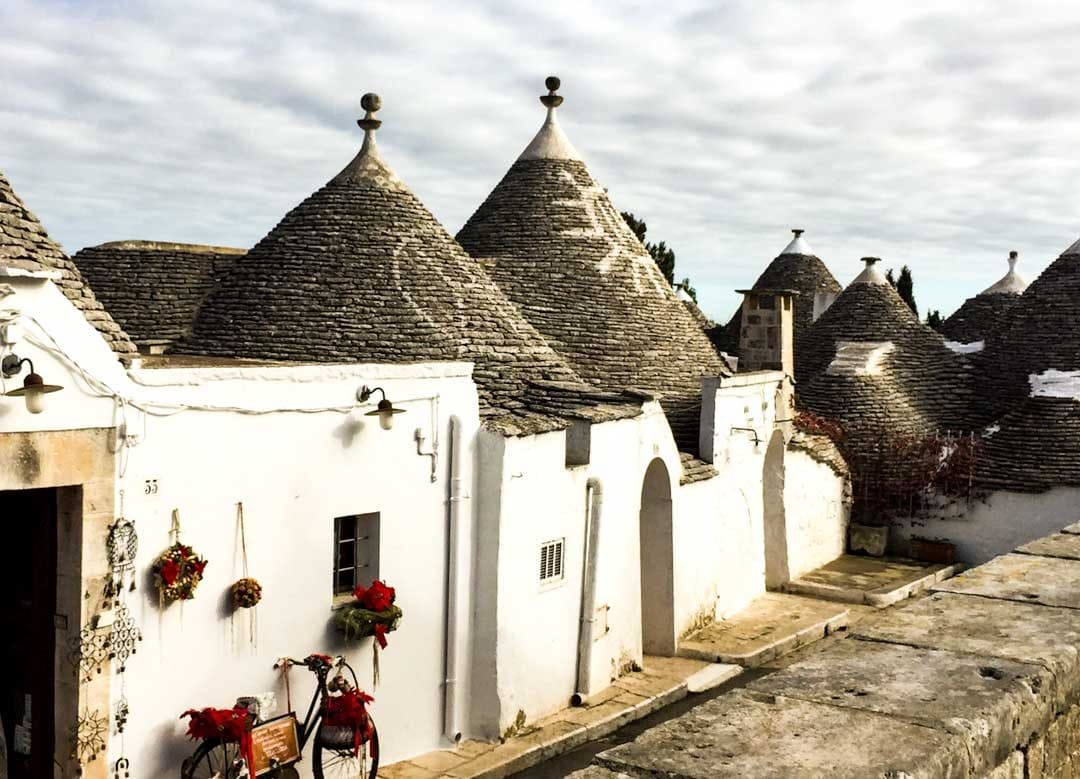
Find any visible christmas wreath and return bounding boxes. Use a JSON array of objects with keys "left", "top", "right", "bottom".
[
  {"left": 333, "top": 580, "right": 401, "bottom": 646},
  {"left": 181, "top": 706, "right": 254, "bottom": 776},
  {"left": 321, "top": 688, "right": 376, "bottom": 758},
  {"left": 153, "top": 542, "right": 207, "bottom": 603}
]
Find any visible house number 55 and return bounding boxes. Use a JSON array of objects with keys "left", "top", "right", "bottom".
[{"left": 144, "top": 479, "right": 159, "bottom": 495}]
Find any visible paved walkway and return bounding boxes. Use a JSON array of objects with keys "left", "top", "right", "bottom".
[
  {"left": 379, "top": 657, "right": 738, "bottom": 779},
  {"left": 574, "top": 527, "right": 1080, "bottom": 778},
  {"left": 783, "top": 553, "right": 962, "bottom": 606},
  {"left": 382, "top": 556, "right": 961, "bottom": 778},
  {"left": 678, "top": 592, "right": 849, "bottom": 667}
]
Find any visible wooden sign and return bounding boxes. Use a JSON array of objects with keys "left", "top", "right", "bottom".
[{"left": 251, "top": 714, "right": 301, "bottom": 775}]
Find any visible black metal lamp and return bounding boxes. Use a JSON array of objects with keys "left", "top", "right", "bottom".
[
  {"left": 2, "top": 354, "right": 63, "bottom": 414},
  {"left": 357, "top": 385, "right": 406, "bottom": 430}
]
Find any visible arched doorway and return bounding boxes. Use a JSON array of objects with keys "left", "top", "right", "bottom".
[
  {"left": 639, "top": 458, "right": 675, "bottom": 655},
  {"left": 763, "top": 429, "right": 790, "bottom": 589}
]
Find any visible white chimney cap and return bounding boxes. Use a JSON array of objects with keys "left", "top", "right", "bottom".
[{"left": 779, "top": 228, "right": 814, "bottom": 256}]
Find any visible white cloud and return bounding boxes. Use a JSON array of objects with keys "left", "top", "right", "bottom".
[{"left": 2, "top": 0, "right": 1079, "bottom": 322}]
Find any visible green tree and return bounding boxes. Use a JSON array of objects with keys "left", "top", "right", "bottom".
[
  {"left": 926, "top": 310, "right": 943, "bottom": 330},
  {"left": 621, "top": 211, "right": 677, "bottom": 286},
  {"left": 885, "top": 265, "right": 919, "bottom": 316}
]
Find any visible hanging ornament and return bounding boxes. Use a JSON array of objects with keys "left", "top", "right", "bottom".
[
  {"left": 108, "top": 603, "right": 142, "bottom": 672},
  {"left": 69, "top": 623, "right": 111, "bottom": 683},
  {"left": 113, "top": 694, "right": 129, "bottom": 735},
  {"left": 152, "top": 509, "right": 207, "bottom": 604},
  {"left": 72, "top": 707, "right": 108, "bottom": 765},
  {"left": 104, "top": 490, "right": 138, "bottom": 606},
  {"left": 230, "top": 502, "right": 261, "bottom": 648}
]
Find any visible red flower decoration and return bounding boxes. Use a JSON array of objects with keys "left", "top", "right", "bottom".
[
  {"left": 373, "top": 622, "right": 389, "bottom": 649},
  {"left": 322, "top": 689, "right": 376, "bottom": 757},
  {"left": 351, "top": 584, "right": 368, "bottom": 603},
  {"left": 181, "top": 707, "right": 255, "bottom": 776},
  {"left": 161, "top": 559, "right": 180, "bottom": 585},
  {"left": 192, "top": 559, "right": 208, "bottom": 576},
  {"left": 363, "top": 580, "right": 396, "bottom": 612}
]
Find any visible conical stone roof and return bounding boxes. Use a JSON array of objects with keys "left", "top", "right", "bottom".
[
  {"left": 0, "top": 170, "right": 136, "bottom": 359},
  {"left": 180, "top": 95, "right": 629, "bottom": 432},
  {"left": 721, "top": 230, "right": 842, "bottom": 380},
  {"left": 972, "top": 237, "right": 1080, "bottom": 491},
  {"left": 799, "top": 258, "right": 975, "bottom": 456},
  {"left": 74, "top": 240, "right": 243, "bottom": 348},
  {"left": 940, "top": 251, "right": 1027, "bottom": 345},
  {"left": 455, "top": 78, "right": 728, "bottom": 451}
]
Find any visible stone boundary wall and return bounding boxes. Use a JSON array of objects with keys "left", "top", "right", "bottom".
[{"left": 581, "top": 521, "right": 1080, "bottom": 778}]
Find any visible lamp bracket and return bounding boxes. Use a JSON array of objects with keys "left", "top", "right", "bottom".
[{"left": 2, "top": 353, "right": 29, "bottom": 378}]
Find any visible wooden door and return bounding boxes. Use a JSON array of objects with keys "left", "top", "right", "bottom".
[{"left": 0, "top": 488, "right": 57, "bottom": 779}]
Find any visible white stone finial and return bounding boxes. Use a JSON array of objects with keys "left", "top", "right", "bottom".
[
  {"left": 517, "top": 75, "right": 583, "bottom": 162},
  {"left": 780, "top": 228, "right": 814, "bottom": 256},
  {"left": 851, "top": 256, "right": 888, "bottom": 286},
  {"left": 981, "top": 250, "right": 1027, "bottom": 295}
]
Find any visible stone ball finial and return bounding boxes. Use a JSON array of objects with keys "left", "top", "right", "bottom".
[
  {"left": 541, "top": 75, "right": 564, "bottom": 109},
  {"left": 358, "top": 92, "right": 383, "bottom": 133}
]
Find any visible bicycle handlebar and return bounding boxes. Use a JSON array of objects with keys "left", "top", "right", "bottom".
[{"left": 274, "top": 654, "right": 346, "bottom": 671}]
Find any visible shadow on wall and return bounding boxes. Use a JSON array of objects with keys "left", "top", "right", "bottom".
[
  {"left": 763, "top": 429, "right": 789, "bottom": 589},
  {"left": 639, "top": 457, "right": 675, "bottom": 656}
]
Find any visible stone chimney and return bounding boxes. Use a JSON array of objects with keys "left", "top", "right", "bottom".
[{"left": 737, "top": 288, "right": 796, "bottom": 377}]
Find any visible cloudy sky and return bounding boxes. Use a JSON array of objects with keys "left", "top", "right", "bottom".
[{"left": 3, "top": 0, "right": 1079, "bottom": 321}]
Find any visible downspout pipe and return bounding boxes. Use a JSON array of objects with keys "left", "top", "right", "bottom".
[
  {"left": 443, "top": 415, "right": 466, "bottom": 742},
  {"left": 572, "top": 478, "right": 603, "bottom": 707}
]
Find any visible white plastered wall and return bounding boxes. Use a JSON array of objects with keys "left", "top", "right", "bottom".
[
  {"left": 782, "top": 449, "right": 849, "bottom": 580},
  {"left": 475, "top": 371, "right": 823, "bottom": 735},
  {"left": 891, "top": 487, "right": 1080, "bottom": 565},
  {"left": 0, "top": 278, "right": 481, "bottom": 775}
]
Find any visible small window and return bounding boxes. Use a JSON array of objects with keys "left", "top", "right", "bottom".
[
  {"left": 758, "top": 295, "right": 776, "bottom": 310},
  {"left": 539, "top": 539, "right": 565, "bottom": 585},
  {"left": 334, "top": 513, "right": 380, "bottom": 595}
]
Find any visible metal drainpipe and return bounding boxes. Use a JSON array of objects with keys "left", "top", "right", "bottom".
[
  {"left": 443, "top": 415, "right": 466, "bottom": 742},
  {"left": 572, "top": 478, "right": 603, "bottom": 707}
]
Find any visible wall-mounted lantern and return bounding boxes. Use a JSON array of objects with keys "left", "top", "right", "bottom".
[
  {"left": 2, "top": 354, "right": 63, "bottom": 414},
  {"left": 357, "top": 385, "right": 406, "bottom": 430}
]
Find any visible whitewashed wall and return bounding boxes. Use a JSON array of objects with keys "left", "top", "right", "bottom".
[
  {"left": 1, "top": 278, "right": 481, "bottom": 774},
  {"left": 891, "top": 487, "right": 1080, "bottom": 565},
  {"left": 474, "top": 374, "right": 807, "bottom": 736},
  {"left": 782, "top": 450, "right": 849, "bottom": 580},
  {"left": 476, "top": 407, "right": 683, "bottom": 735}
]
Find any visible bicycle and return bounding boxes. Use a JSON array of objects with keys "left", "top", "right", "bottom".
[{"left": 181, "top": 653, "right": 379, "bottom": 779}]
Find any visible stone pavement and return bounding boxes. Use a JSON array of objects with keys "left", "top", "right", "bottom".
[
  {"left": 783, "top": 553, "right": 962, "bottom": 606},
  {"left": 578, "top": 525, "right": 1080, "bottom": 778},
  {"left": 378, "top": 656, "right": 740, "bottom": 779},
  {"left": 678, "top": 592, "right": 849, "bottom": 667}
]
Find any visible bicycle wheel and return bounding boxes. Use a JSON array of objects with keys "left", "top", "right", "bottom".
[
  {"left": 182, "top": 739, "right": 246, "bottom": 778},
  {"left": 312, "top": 721, "right": 379, "bottom": 779}
]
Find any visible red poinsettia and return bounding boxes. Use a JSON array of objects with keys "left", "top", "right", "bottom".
[
  {"left": 161, "top": 559, "right": 180, "bottom": 585},
  {"left": 181, "top": 706, "right": 255, "bottom": 776},
  {"left": 322, "top": 689, "right": 376, "bottom": 757},
  {"left": 353, "top": 579, "right": 395, "bottom": 612}
]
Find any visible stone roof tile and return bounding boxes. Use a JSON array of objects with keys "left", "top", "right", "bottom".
[
  {"left": 0, "top": 170, "right": 137, "bottom": 359},
  {"left": 799, "top": 265, "right": 976, "bottom": 458},
  {"left": 456, "top": 78, "right": 728, "bottom": 452},
  {"left": 177, "top": 96, "right": 636, "bottom": 431},
  {"left": 73, "top": 241, "right": 243, "bottom": 347}
]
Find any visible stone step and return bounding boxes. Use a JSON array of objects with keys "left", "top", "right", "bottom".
[
  {"left": 782, "top": 554, "right": 963, "bottom": 607},
  {"left": 677, "top": 592, "right": 849, "bottom": 668}
]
